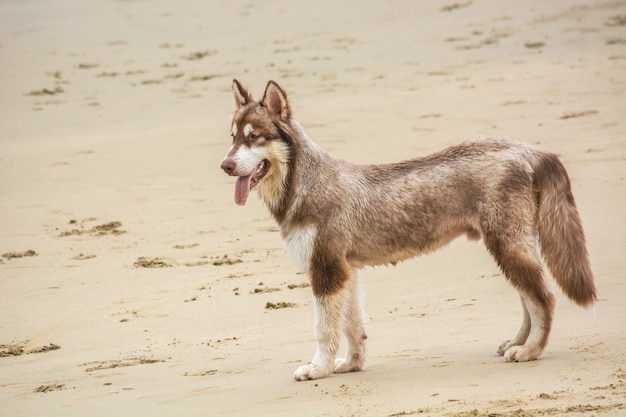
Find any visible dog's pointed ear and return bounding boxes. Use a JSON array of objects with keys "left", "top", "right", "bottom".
[
  {"left": 232, "top": 79, "right": 252, "bottom": 110},
  {"left": 262, "top": 80, "right": 291, "bottom": 121}
]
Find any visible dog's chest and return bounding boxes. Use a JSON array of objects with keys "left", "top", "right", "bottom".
[{"left": 282, "top": 226, "right": 316, "bottom": 272}]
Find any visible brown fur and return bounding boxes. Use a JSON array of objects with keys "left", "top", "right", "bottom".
[{"left": 221, "top": 80, "right": 597, "bottom": 381}]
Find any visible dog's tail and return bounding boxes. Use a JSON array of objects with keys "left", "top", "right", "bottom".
[{"left": 532, "top": 150, "right": 597, "bottom": 307}]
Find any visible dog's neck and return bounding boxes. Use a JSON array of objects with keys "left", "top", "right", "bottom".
[{"left": 259, "top": 119, "right": 327, "bottom": 227}]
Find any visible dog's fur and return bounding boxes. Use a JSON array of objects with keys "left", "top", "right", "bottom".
[{"left": 220, "top": 80, "right": 597, "bottom": 381}]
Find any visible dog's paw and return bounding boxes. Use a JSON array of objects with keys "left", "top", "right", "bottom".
[
  {"left": 497, "top": 339, "right": 513, "bottom": 356},
  {"left": 334, "top": 357, "right": 362, "bottom": 374},
  {"left": 293, "top": 364, "right": 331, "bottom": 381},
  {"left": 503, "top": 345, "right": 540, "bottom": 362}
]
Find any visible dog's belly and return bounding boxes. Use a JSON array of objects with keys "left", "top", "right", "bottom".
[
  {"left": 347, "top": 249, "right": 420, "bottom": 269},
  {"left": 346, "top": 225, "right": 481, "bottom": 269},
  {"left": 347, "top": 244, "right": 433, "bottom": 268}
]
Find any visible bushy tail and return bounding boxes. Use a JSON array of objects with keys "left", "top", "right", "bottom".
[{"left": 532, "top": 151, "right": 597, "bottom": 307}]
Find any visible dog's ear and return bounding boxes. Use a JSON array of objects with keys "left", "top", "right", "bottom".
[
  {"left": 262, "top": 80, "right": 291, "bottom": 121},
  {"left": 232, "top": 79, "right": 252, "bottom": 110}
]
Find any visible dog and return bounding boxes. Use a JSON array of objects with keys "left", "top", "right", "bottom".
[{"left": 220, "top": 79, "right": 597, "bottom": 381}]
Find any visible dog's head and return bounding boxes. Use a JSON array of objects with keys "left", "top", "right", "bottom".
[{"left": 220, "top": 80, "right": 292, "bottom": 206}]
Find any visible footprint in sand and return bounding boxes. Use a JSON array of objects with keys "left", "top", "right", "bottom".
[
  {"left": 559, "top": 110, "right": 598, "bottom": 120},
  {"left": 2, "top": 250, "right": 37, "bottom": 260},
  {"left": 58, "top": 219, "right": 125, "bottom": 237},
  {"left": 133, "top": 257, "right": 174, "bottom": 268},
  {"left": 71, "top": 253, "right": 96, "bottom": 260},
  {"left": 265, "top": 301, "right": 298, "bottom": 310},
  {"left": 34, "top": 384, "right": 65, "bottom": 393},
  {"left": 0, "top": 341, "right": 60, "bottom": 357},
  {"left": 80, "top": 357, "right": 164, "bottom": 373}
]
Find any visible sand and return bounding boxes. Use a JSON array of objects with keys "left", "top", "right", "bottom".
[{"left": 1, "top": 0, "right": 625, "bottom": 416}]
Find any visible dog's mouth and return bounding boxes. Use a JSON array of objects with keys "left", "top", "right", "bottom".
[{"left": 234, "top": 159, "right": 270, "bottom": 206}]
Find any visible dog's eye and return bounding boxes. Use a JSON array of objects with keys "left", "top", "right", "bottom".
[{"left": 249, "top": 132, "right": 259, "bottom": 140}]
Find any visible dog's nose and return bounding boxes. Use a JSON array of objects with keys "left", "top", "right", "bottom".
[{"left": 221, "top": 158, "right": 236, "bottom": 175}]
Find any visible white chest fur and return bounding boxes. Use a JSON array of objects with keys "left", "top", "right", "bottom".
[{"left": 282, "top": 226, "right": 316, "bottom": 272}]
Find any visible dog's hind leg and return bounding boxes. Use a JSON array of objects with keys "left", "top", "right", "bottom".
[
  {"left": 485, "top": 233, "right": 556, "bottom": 362},
  {"left": 503, "top": 290, "right": 555, "bottom": 362},
  {"left": 334, "top": 272, "right": 367, "bottom": 374},
  {"left": 497, "top": 295, "right": 531, "bottom": 355}
]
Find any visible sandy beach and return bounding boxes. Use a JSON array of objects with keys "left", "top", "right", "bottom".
[{"left": 1, "top": 0, "right": 625, "bottom": 416}]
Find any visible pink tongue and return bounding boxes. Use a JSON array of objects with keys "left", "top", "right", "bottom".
[{"left": 235, "top": 175, "right": 252, "bottom": 206}]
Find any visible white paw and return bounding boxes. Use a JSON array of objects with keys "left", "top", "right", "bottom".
[
  {"left": 334, "top": 357, "right": 362, "bottom": 374},
  {"left": 497, "top": 339, "right": 513, "bottom": 356},
  {"left": 293, "top": 364, "right": 331, "bottom": 381},
  {"left": 503, "top": 345, "right": 539, "bottom": 362}
]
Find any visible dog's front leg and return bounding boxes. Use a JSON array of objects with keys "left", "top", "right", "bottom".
[
  {"left": 334, "top": 273, "right": 366, "bottom": 374},
  {"left": 294, "top": 292, "right": 345, "bottom": 381}
]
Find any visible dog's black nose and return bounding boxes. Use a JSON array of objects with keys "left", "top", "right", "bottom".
[{"left": 221, "top": 158, "right": 236, "bottom": 175}]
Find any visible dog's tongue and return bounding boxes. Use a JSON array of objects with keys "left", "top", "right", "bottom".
[{"left": 234, "top": 174, "right": 252, "bottom": 206}]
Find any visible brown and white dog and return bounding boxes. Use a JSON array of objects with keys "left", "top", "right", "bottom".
[{"left": 220, "top": 79, "right": 597, "bottom": 381}]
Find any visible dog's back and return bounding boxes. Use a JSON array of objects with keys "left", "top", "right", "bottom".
[{"left": 293, "top": 139, "right": 538, "bottom": 268}]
